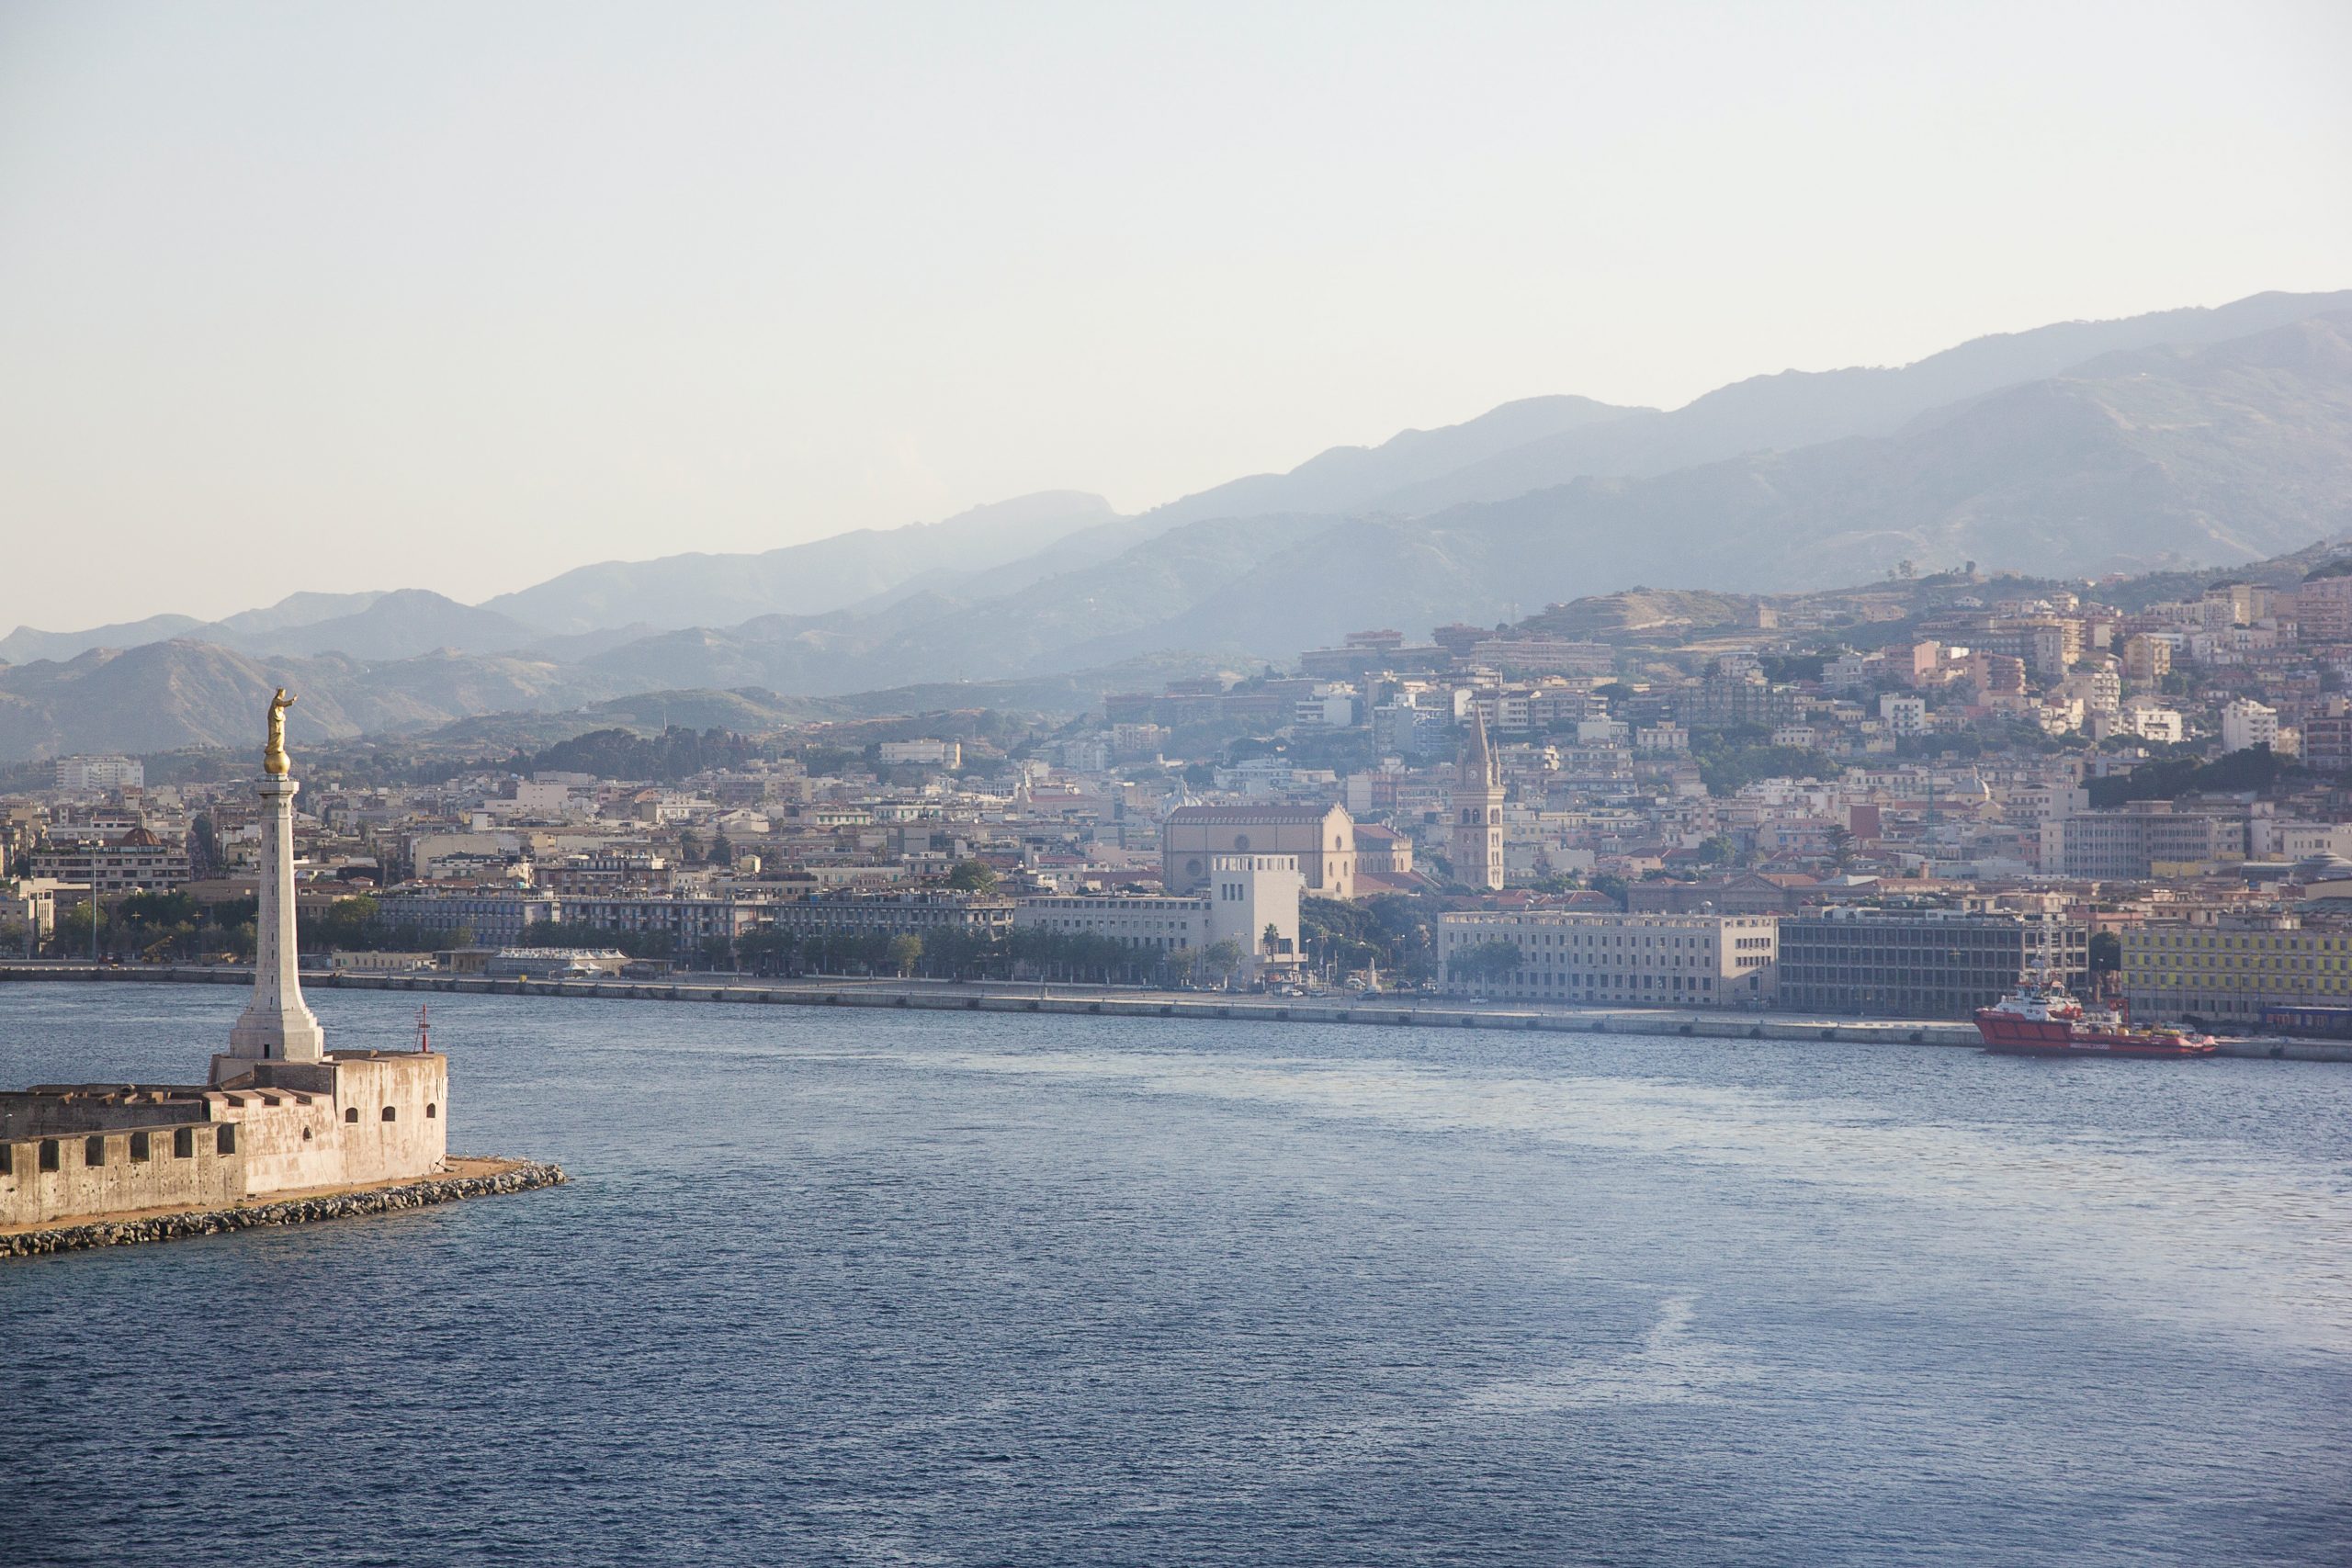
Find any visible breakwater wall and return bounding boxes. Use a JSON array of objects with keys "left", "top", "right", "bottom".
[
  {"left": 6, "top": 963, "right": 2349, "bottom": 1062},
  {"left": 1, "top": 1157, "right": 568, "bottom": 1258}
]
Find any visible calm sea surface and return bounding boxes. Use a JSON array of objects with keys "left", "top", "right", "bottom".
[{"left": 6, "top": 986, "right": 2351, "bottom": 1566}]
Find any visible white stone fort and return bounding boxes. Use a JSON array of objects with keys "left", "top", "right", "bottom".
[{"left": 3, "top": 691, "right": 448, "bottom": 1228}]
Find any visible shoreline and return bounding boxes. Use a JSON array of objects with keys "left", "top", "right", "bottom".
[
  {"left": 2, "top": 1156, "right": 569, "bottom": 1258},
  {"left": 6, "top": 962, "right": 2349, "bottom": 1062}
]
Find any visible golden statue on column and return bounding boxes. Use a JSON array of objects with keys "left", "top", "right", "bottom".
[{"left": 264, "top": 687, "right": 294, "bottom": 776}]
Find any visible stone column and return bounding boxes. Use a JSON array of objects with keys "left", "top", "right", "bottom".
[{"left": 218, "top": 773, "right": 324, "bottom": 1079}]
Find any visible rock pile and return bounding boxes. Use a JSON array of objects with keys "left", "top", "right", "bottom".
[{"left": 2, "top": 1158, "right": 569, "bottom": 1258}]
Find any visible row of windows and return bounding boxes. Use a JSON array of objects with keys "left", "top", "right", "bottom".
[
  {"left": 1461, "top": 973, "right": 1723, "bottom": 993},
  {"left": 1446, "top": 931, "right": 1740, "bottom": 953},
  {"left": 2132, "top": 935, "right": 2352, "bottom": 953},
  {"left": 2, "top": 1103, "right": 438, "bottom": 1175},
  {"left": 6, "top": 1123, "right": 229, "bottom": 1174}
]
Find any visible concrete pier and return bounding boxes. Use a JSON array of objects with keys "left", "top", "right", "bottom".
[
  {"left": 0, "top": 1156, "right": 568, "bottom": 1257},
  {"left": 7, "top": 962, "right": 2348, "bottom": 1062}
]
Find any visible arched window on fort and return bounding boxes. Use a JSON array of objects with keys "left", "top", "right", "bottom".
[
  {"left": 345, "top": 1107, "right": 359, "bottom": 1123},
  {"left": 382, "top": 1107, "right": 398, "bottom": 1122},
  {"left": 425, "top": 1103, "right": 437, "bottom": 1119}
]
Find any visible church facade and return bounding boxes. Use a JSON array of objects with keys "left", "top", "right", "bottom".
[
  {"left": 1162, "top": 803, "right": 1357, "bottom": 900},
  {"left": 2, "top": 692, "right": 447, "bottom": 1229}
]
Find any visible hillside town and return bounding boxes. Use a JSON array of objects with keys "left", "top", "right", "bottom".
[{"left": 12, "top": 562, "right": 2352, "bottom": 1035}]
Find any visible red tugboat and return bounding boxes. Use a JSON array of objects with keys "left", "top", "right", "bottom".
[{"left": 1974, "top": 973, "right": 2218, "bottom": 1057}]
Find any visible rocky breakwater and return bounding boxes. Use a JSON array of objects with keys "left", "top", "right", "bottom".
[{"left": 2, "top": 1157, "right": 569, "bottom": 1258}]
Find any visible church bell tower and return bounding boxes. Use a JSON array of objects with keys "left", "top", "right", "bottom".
[{"left": 1451, "top": 708, "right": 1506, "bottom": 891}]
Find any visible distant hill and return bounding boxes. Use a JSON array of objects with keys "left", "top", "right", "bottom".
[
  {"left": 0, "top": 639, "right": 626, "bottom": 761},
  {"left": 478, "top": 491, "right": 1123, "bottom": 635},
  {"left": 213, "top": 590, "right": 386, "bottom": 637},
  {"left": 0, "top": 614, "right": 206, "bottom": 666},
  {"left": 1136, "top": 395, "right": 1642, "bottom": 530},
  {"left": 242, "top": 589, "right": 545, "bottom": 660},
  {"left": 674, "top": 306, "right": 2352, "bottom": 683},
  {"left": 396, "top": 688, "right": 845, "bottom": 753},
  {"left": 1357, "top": 288, "right": 2352, "bottom": 517}
]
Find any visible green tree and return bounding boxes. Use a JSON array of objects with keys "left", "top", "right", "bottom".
[
  {"left": 888, "top": 933, "right": 923, "bottom": 977},
  {"left": 945, "top": 859, "right": 1000, "bottom": 893},
  {"left": 738, "top": 928, "right": 797, "bottom": 976},
  {"left": 1453, "top": 939, "right": 1523, "bottom": 990},
  {"left": 2089, "top": 931, "right": 2121, "bottom": 976},
  {"left": 1202, "top": 940, "right": 1244, "bottom": 987},
  {"left": 1825, "top": 823, "right": 1855, "bottom": 873}
]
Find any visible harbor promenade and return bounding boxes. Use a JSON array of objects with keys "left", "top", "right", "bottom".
[{"left": 6, "top": 961, "right": 2347, "bottom": 1061}]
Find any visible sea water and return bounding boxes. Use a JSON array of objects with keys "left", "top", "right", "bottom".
[{"left": 5, "top": 986, "right": 2349, "bottom": 1565}]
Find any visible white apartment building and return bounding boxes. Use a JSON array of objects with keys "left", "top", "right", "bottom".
[
  {"left": 1437, "top": 910, "right": 1778, "bottom": 1006},
  {"left": 1293, "top": 685, "right": 1361, "bottom": 729},
  {"left": 878, "top": 739, "right": 962, "bottom": 768},
  {"left": 1879, "top": 694, "right": 1928, "bottom": 737},
  {"left": 2120, "top": 702, "right": 2186, "bottom": 743},
  {"left": 52, "top": 755, "right": 144, "bottom": 793},
  {"left": 2221, "top": 699, "right": 2280, "bottom": 754}
]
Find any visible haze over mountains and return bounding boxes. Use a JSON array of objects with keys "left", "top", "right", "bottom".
[{"left": 6, "top": 288, "right": 2350, "bottom": 763}]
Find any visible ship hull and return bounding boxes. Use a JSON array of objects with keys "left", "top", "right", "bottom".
[{"left": 1974, "top": 1010, "right": 2218, "bottom": 1057}]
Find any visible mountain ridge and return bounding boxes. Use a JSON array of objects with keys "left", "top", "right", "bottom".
[{"left": 9, "top": 290, "right": 2352, "bottom": 761}]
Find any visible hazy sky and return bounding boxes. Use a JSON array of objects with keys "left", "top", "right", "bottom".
[{"left": 3, "top": 1, "right": 2347, "bottom": 633}]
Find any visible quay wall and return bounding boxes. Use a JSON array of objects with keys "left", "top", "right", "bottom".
[
  {"left": 3, "top": 1158, "right": 569, "bottom": 1258},
  {"left": 8, "top": 962, "right": 2350, "bottom": 1062}
]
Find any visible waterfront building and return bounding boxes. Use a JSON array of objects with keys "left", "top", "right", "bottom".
[
  {"left": 1776, "top": 908, "right": 2087, "bottom": 1020},
  {"left": 3, "top": 691, "right": 447, "bottom": 1229},
  {"left": 2121, "top": 912, "right": 2352, "bottom": 1023},
  {"left": 1436, "top": 910, "right": 1778, "bottom": 1005},
  {"left": 556, "top": 894, "right": 769, "bottom": 947},
  {"left": 482, "top": 947, "right": 629, "bottom": 980},
  {"left": 1014, "top": 854, "right": 1302, "bottom": 979},
  {"left": 27, "top": 827, "right": 190, "bottom": 893},
  {"left": 372, "top": 886, "right": 563, "bottom": 946},
  {"left": 764, "top": 889, "right": 1015, "bottom": 942}
]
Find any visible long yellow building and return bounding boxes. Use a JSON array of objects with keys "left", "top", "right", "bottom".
[{"left": 2122, "top": 915, "right": 2352, "bottom": 1022}]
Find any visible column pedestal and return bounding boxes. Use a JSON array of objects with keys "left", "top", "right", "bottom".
[{"left": 216, "top": 773, "right": 323, "bottom": 1083}]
